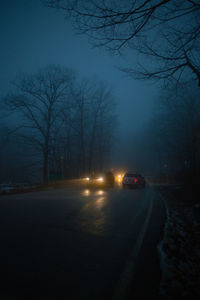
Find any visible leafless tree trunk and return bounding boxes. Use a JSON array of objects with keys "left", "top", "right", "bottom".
[
  {"left": 88, "top": 82, "right": 115, "bottom": 173},
  {"left": 4, "top": 65, "right": 75, "bottom": 183},
  {"left": 69, "top": 80, "right": 90, "bottom": 175}
]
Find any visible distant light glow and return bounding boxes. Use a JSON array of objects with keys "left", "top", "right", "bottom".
[
  {"left": 96, "top": 190, "right": 104, "bottom": 196},
  {"left": 86, "top": 177, "right": 90, "bottom": 181},
  {"left": 82, "top": 189, "right": 91, "bottom": 196},
  {"left": 95, "top": 197, "right": 105, "bottom": 209},
  {"left": 97, "top": 177, "right": 104, "bottom": 182},
  {"left": 116, "top": 174, "right": 123, "bottom": 182}
]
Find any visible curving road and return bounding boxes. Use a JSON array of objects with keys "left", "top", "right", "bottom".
[{"left": 0, "top": 186, "right": 165, "bottom": 300}]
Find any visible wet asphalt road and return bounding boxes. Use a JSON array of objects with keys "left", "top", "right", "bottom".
[{"left": 0, "top": 186, "right": 165, "bottom": 300}]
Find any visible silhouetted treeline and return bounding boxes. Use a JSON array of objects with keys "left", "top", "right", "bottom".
[
  {"left": 0, "top": 65, "right": 116, "bottom": 183},
  {"left": 148, "top": 82, "right": 200, "bottom": 185},
  {"left": 120, "top": 81, "right": 200, "bottom": 185}
]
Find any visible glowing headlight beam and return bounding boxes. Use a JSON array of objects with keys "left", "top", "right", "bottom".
[
  {"left": 117, "top": 174, "right": 123, "bottom": 182},
  {"left": 97, "top": 177, "right": 104, "bottom": 182}
]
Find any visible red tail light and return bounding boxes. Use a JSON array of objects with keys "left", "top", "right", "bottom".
[{"left": 134, "top": 178, "right": 138, "bottom": 183}]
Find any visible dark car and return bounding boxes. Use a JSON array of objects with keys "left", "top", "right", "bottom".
[
  {"left": 122, "top": 173, "right": 146, "bottom": 189},
  {"left": 87, "top": 171, "right": 115, "bottom": 188}
]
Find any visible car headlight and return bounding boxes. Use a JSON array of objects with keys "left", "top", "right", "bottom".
[
  {"left": 97, "top": 177, "right": 104, "bottom": 182},
  {"left": 117, "top": 174, "right": 122, "bottom": 182},
  {"left": 86, "top": 177, "right": 90, "bottom": 181}
]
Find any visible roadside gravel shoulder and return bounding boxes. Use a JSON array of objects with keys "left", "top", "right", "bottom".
[{"left": 156, "top": 185, "right": 200, "bottom": 300}]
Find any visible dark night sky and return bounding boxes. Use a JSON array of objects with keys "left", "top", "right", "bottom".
[{"left": 0, "top": 0, "right": 158, "bottom": 171}]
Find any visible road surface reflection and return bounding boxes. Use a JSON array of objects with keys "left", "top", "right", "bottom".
[{"left": 79, "top": 189, "right": 108, "bottom": 235}]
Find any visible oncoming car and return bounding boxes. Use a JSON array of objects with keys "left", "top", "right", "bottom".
[
  {"left": 86, "top": 171, "right": 115, "bottom": 188},
  {"left": 122, "top": 173, "right": 146, "bottom": 189}
]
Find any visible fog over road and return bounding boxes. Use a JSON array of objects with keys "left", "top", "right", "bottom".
[{"left": 0, "top": 186, "right": 165, "bottom": 300}]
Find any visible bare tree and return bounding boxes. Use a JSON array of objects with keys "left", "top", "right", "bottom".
[
  {"left": 66, "top": 80, "right": 116, "bottom": 175},
  {"left": 68, "top": 79, "right": 92, "bottom": 175},
  {"left": 44, "top": 77, "right": 116, "bottom": 178},
  {"left": 44, "top": 0, "right": 200, "bottom": 85},
  {"left": 87, "top": 82, "right": 115, "bottom": 173},
  {"left": 4, "top": 65, "right": 75, "bottom": 183},
  {"left": 45, "top": 1, "right": 199, "bottom": 49},
  {"left": 121, "top": 26, "right": 200, "bottom": 86}
]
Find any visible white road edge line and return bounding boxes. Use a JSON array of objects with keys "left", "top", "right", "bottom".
[{"left": 112, "top": 191, "right": 154, "bottom": 300}]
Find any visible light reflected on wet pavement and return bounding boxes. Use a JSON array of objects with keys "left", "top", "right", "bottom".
[
  {"left": 94, "top": 196, "right": 105, "bottom": 209},
  {"left": 81, "top": 189, "right": 91, "bottom": 196},
  {"left": 78, "top": 189, "right": 108, "bottom": 236},
  {"left": 81, "top": 189, "right": 105, "bottom": 197},
  {"left": 95, "top": 190, "right": 104, "bottom": 196}
]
